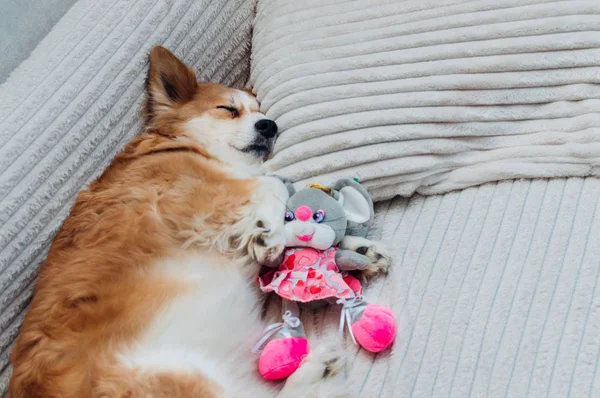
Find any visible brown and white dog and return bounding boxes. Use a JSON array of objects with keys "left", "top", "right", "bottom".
[{"left": 8, "top": 46, "right": 389, "bottom": 398}]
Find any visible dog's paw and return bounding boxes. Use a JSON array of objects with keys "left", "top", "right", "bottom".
[
  {"left": 280, "top": 341, "right": 352, "bottom": 398},
  {"left": 356, "top": 241, "right": 392, "bottom": 279},
  {"left": 320, "top": 345, "right": 346, "bottom": 379},
  {"left": 290, "top": 340, "right": 347, "bottom": 384},
  {"left": 247, "top": 219, "right": 285, "bottom": 266},
  {"left": 340, "top": 236, "right": 392, "bottom": 279},
  {"left": 246, "top": 177, "right": 289, "bottom": 265}
]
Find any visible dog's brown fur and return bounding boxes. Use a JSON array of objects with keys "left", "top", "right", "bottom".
[{"left": 9, "top": 47, "right": 260, "bottom": 398}]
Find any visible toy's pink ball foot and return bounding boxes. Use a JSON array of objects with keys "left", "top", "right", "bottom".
[
  {"left": 258, "top": 337, "right": 309, "bottom": 381},
  {"left": 352, "top": 304, "right": 396, "bottom": 353}
]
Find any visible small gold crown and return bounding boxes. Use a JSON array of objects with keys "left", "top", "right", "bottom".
[{"left": 308, "top": 183, "right": 331, "bottom": 194}]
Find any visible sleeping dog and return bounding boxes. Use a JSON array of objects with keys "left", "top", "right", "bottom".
[{"left": 9, "top": 46, "right": 389, "bottom": 398}]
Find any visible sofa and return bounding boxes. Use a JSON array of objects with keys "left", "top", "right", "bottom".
[{"left": 1, "top": 1, "right": 599, "bottom": 396}]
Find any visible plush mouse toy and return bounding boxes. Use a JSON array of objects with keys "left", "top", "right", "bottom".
[{"left": 253, "top": 179, "right": 396, "bottom": 381}]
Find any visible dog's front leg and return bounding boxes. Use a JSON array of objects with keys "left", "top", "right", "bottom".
[{"left": 243, "top": 176, "right": 290, "bottom": 266}]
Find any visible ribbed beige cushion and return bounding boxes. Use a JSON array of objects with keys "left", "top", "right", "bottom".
[{"left": 251, "top": 0, "right": 600, "bottom": 200}]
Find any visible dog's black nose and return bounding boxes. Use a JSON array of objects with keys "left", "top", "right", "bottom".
[{"left": 255, "top": 119, "right": 278, "bottom": 139}]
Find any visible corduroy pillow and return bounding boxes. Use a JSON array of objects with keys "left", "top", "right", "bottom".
[{"left": 250, "top": 0, "right": 600, "bottom": 201}]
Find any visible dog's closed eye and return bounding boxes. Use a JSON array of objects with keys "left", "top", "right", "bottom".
[{"left": 217, "top": 106, "right": 239, "bottom": 118}]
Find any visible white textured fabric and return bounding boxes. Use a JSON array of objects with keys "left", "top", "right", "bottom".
[
  {"left": 0, "top": 0, "right": 254, "bottom": 392},
  {"left": 251, "top": 0, "right": 600, "bottom": 200},
  {"left": 291, "top": 177, "right": 600, "bottom": 397},
  {"left": 0, "top": 0, "right": 78, "bottom": 83}
]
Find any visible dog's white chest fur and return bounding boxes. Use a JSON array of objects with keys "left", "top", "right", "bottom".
[{"left": 118, "top": 253, "right": 276, "bottom": 396}]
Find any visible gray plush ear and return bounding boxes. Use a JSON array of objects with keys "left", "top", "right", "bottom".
[
  {"left": 332, "top": 179, "right": 374, "bottom": 237},
  {"left": 272, "top": 175, "right": 296, "bottom": 197},
  {"left": 337, "top": 186, "right": 370, "bottom": 223}
]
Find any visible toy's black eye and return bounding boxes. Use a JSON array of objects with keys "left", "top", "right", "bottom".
[
  {"left": 217, "top": 105, "right": 239, "bottom": 118},
  {"left": 284, "top": 210, "right": 295, "bottom": 222},
  {"left": 313, "top": 209, "right": 325, "bottom": 223}
]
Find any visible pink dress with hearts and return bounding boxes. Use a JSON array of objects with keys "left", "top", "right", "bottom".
[{"left": 258, "top": 247, "right": 363, "bottom": 303}]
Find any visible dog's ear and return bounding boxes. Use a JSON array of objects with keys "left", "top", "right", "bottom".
[{"left": 144, "top": 46, "right": 198, "bottom": 125}]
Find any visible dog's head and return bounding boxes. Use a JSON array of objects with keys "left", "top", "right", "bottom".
[{"left": 143, "top": 46, "right": 277, "bottom": 175}]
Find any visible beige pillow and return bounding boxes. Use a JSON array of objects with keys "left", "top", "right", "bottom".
[{"left": 251, "top": 0, "right": 600, "bottom": 201}]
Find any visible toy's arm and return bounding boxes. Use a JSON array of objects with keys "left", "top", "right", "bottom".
[{"left": 336, "top": 249, "right": 371, "bottom": 271}]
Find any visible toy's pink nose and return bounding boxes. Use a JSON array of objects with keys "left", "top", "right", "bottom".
[{"left": 295, "top": 206, "right": 312, "bottom": 222}]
